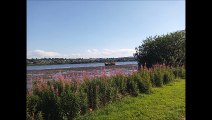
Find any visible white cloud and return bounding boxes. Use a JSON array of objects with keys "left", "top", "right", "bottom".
[
  {"left": 82, "top": 48, "right": 135, "bottom": 58},
  {"left": 27, "top": 48, "right": 136, "bottom": 58},
  {"left": 118, "top": 49, "right": 135, "bottom": 52},
  {"left": 27, "top": 50, "right": 62, "bottom": 58}
]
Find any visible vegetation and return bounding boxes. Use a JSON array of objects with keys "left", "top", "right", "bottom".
[
  {"left": 76, "top": 79, "right": 185, "bottom": 120},
  {"left": 134, "top": 30, "right": 185, "bottom": 68},
  {"left": 27, "top": 57, "right": 135, "bottom": 66},
  {"left": 27, "top": 65, "right": 185, "bottom": 120}
]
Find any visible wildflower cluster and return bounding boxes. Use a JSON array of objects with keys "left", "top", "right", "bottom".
[{"left": 27, "top": 65, "right": 185, "bottom": 120}]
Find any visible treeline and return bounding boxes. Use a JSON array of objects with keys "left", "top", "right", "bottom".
[
  {"left": 134, "top": 30, "right": 185, "bottom": 68},
  {"left": 27, "top": 65, "right": 185, "bottom": 120},
  {"left": 27, "top": 57, "right": 135, "bottom": 66}
]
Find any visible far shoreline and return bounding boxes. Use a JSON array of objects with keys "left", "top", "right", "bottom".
[{"left": 27, "top": 60, "right": 137, "bottom": 66}]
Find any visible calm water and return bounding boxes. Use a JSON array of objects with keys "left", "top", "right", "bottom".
[{"left": 27, "top": 61, "right": 138, "bottom": 70}]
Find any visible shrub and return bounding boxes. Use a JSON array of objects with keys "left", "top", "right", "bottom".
[
  {"left": 153, "top": 68, "right": 163, "bottom": 87},
  {"left": 179, "top": 67, "right": 185, "bottom": 79},
  {"left": 138, "top": 70, "right": 152, "bottom": 94},
  {"left": 35, "top": 88, "right": 62, "bottom": 120},
  {"left": 78, "top": 85, "right": 87, "bottom": 115},
  {"left": 27, "top": 110, "right": 43, "bottom": 120},
  {"left": 110, "top": 86, "right": 119, "bottom": 101},
  {"left": 86, "top": 79, "right": 98, "bottom": 110},
  {"left": 52, "top": 80, "right": 64, "bottom": 96},
  {"left": 98, "top": 79, "right": 109, "bottom": 106},
  {"left": 60, "top": 90, "right": 80, "bottom": 120},
  {"left": 163, "top": 69, "right": 175, "bottom": 84},
  {"left": 70, "top": 79, "right": 79, "bottom": 93},
  {"left": 126, "top": 75, "right": 139, "bottom": 96},
  {"left": 149, "top": 71, "right": 155, "bottom": 87},
  {"left": 27, "top": 95, "right": 40, "bottom": 115},
  {"left": 112, "top": 74, "right": 127, "bottom": 95},
  {"left": 27, "top": 110, "right": 35, "bottom": 120},
  {"left": 172, "top": 67, "right": 185, "bottom": 79},
  {"left": 98, "top": 77, "right": 116, "bottom": 106},
  {"left": 37, "top": 111, "right": 44, "bottom": 120},
  {"left": 130, "top": 73, "right": 143, "bottom": 93}
]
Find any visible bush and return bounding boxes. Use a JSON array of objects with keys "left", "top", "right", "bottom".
[
  {"left": 179, "top": 67, "right": 185, "bottom": 79},
  {"left": 27, "top": 95, "right": 40, "bottom": 115},
  {"left": 86, "top": 79, "right": 98, "bottom": 110},
  {"left": 112, "top": 74, "right": 127, "bottom": 95},
  {"left": 153, "top": 68, "right": 163, "bottom": 87},
  {"left": 98, "top": 79, "right": 109, "bottom": 106},
  {"left": 150, "top": 71, "right": 155, "bottom": 87},
  {"left": 78, "top": 84, "right": 87, "bottom": 115},
  {"left": 27, "top": 110, "right": 43, "bottom": 120},
  {"left": 27, "top": 110, "right": 34, "bottom": 120},
  {"left": 37, "top": 111, "right": 44, "bottom": 120},
  {"left": 35, "top": 88, "right": 62, "bottom": 120},
  {"left": 126, "top": 75, "right": 139, "bottom": 96},
  {"left": 60, "top": 90, "right": 80, "bottom": 120},
  {"left": 163, "top": 69, "right": 175, "bottom": 84},
  {"left": 98, "top": 77, "right": 117, "bottom": 106},
  {"left": 138, "top": 70, "right": 152, "bottom": 94},
  {"left": 52, "top": 80, "right": 64, "bottom": 96},
  {"left": 172, "top": 67, "right": 185, "bottom": 79},
  {"left": 110, "top": 86, "right": 119, "bottom": 101},
  {"left": 70, "top": 79, "right": 79, "bottom": 93}
]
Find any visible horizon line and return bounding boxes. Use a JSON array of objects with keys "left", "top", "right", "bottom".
[{"left": 27, "top": 56, "right": 135, "bottom": 59}]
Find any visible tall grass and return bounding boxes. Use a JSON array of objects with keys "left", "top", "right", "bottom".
[
  {"left": 172, "top": 66, "right": 185, "bottom": 79},
  {"left": 137, "top": 69, "right": 152, "bottom": 94},
  {"left": 27, "top": 65, "right": 185, "bottom": 120}
]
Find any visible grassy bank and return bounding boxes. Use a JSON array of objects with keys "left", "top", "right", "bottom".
[{"left": 77, "top": 79, "right": 185, "bottom": 120}]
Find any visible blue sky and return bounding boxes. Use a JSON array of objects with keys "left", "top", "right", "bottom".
[{"left": 27, "top": 0, "right": 185, "bottom": 58}]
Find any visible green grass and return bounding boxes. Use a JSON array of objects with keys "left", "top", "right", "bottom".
[{"left": 76, "top": 79, "right": 185, "bottom": 120}]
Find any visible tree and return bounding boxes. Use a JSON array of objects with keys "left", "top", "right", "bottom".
[{"left": 134, "top": 30, "right": 185, "bottom": 68}]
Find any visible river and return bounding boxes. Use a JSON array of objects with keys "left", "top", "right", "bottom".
[{"left": 27, "top": 61, "right": 138, "bottom": 70}]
